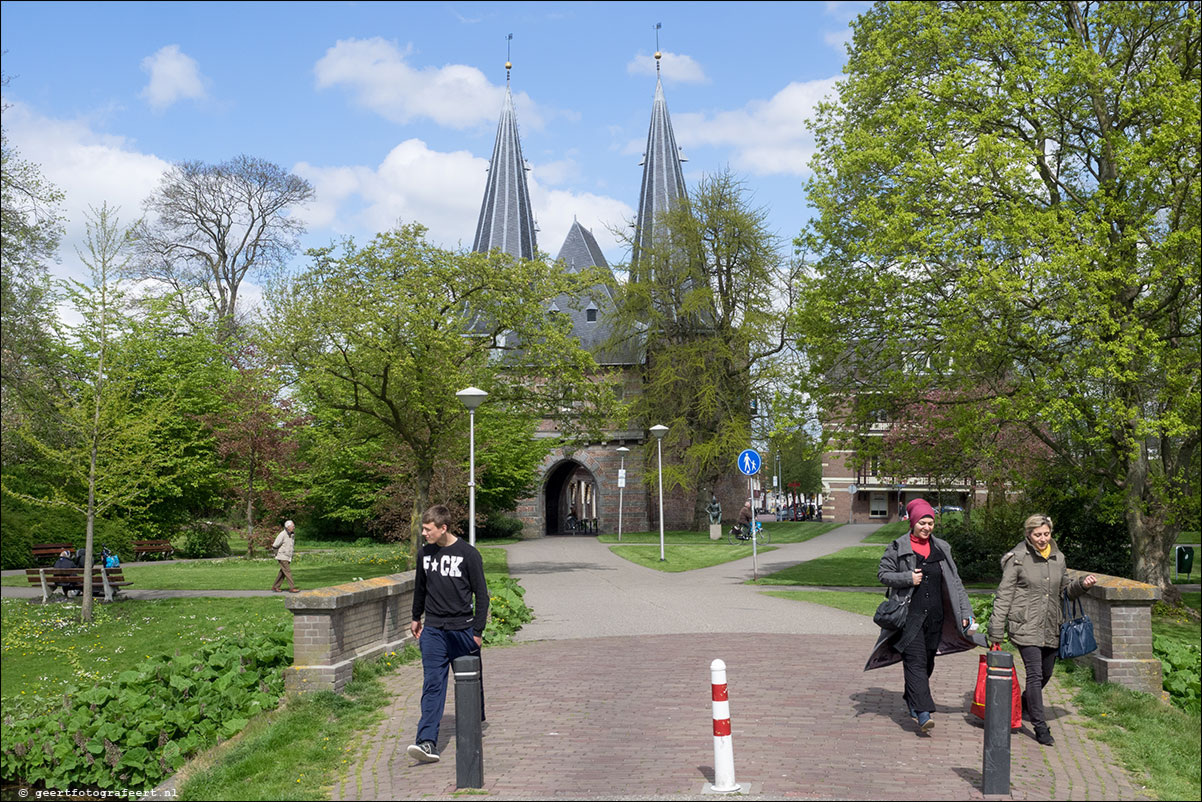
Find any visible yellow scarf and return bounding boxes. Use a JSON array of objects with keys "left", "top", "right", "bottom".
[{"left": 1037, "top": 543, "right": 1052, "bottom": 559}]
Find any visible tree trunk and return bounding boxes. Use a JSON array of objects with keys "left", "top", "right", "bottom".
[
  {"left": 1126, "top": 453, "right": 1180, "bottom": 604},
  {"left": 245, "top": 459, "right": 256, "bottom": 558}
]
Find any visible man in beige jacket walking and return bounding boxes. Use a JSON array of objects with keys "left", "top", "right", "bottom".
[{"left": 271, "top": 520, "right": 299, "bottom": 593}]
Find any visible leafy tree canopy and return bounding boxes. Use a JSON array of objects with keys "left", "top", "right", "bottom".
[
  {"left": 795, "top": 1, "right": 1200, "bottom": 594},
  {"left": 265, "top": 223, "right": 615, "bottom": 548}
]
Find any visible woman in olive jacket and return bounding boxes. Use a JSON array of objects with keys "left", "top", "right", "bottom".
[
  {"left": 988, "top": 513, "right": 1096, "bottom": 746},
  {"left": 865, "top": 499, "right": 983, "bottom": 733}
]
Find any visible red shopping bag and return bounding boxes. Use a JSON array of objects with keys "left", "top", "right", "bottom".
[{"left": 971, "top": 647, "right": 1021, "bottom": 729}]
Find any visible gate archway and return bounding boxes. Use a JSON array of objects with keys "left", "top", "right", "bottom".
[{"left": 543, "top": 459, "right": 598, "bottom": 535}]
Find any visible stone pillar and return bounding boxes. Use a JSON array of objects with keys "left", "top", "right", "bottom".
[
  {"left": 284, "top": 573, "right": 416, "bottom": 694},
  {"left": 1067, "top": 570, "right": 1163, "bottom": 696}
]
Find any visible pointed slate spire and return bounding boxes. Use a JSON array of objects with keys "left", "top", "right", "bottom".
[
  {"left": 473, "top": 80, "right": 538, "bottom": 261},
  {"left": 633, "top": 69, "right": 688, "bottom": 271},
  {"left": 555, "top": 219, "right": 609, "bottom": 274}
]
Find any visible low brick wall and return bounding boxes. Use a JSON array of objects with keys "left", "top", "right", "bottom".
[
  {"left": 1067, "top": 569, "right": 1163, "bottom": 695},
  {"left": 284, "top": 572, "right": 415, "bottom": 694}
]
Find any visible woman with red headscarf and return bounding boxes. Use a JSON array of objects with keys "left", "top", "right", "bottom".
[{"left": 865, "top": 499, "right": 983, "bottom": 732}]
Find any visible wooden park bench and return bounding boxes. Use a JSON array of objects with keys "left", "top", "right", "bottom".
[
  {"left": 24, "top": 566, "right": 132, "bottom": 603},
  {"left": 133, "top": 538, "right": 174, "bottom": 560},
  {"left": 31, "top": 543, "right": 75, "bottom": 565}
]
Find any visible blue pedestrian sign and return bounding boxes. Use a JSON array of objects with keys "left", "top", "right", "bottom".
[{"left": 738, "top": 449, "right": 762, "bottom": 476}]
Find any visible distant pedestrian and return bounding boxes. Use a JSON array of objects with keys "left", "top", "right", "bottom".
[
  {"left": 270, "top": 520, "right": 298, "bottom": 593},
  {"left": 407, "top": 504, "right": 489, "bottom": 764},
  {"left": 865, "top": 498, "right": 983, "bottom": 733},
  {"left": 988, "top": 514, "right": 1096, "bottom": 746}
]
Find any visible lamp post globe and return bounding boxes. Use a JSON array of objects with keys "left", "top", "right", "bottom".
[{"left": 456, "top": 387, "right": 489, "bottom": 545}]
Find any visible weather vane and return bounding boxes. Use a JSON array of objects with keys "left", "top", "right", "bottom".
[
  {"left": 506, "top": 33, "right": 513, "bottom": 83},
  {"left": 655, "top": 22, "right": 662, "bottom": 73}
]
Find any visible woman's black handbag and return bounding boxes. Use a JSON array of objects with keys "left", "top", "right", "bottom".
[
  {"left": 873, "top": 592, "right": 911, "bottom": 629},
  {"left": 1058, "top": 593, "right": 1098, "bottom": 659}
]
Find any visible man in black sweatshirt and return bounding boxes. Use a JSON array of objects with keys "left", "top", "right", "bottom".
[{"left": 407, "top": 504, "right": 489, "bottom": 764}]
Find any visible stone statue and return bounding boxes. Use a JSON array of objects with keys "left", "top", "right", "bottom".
[{"left": 706, "top": 495, "right": 722, "bottom": 524}]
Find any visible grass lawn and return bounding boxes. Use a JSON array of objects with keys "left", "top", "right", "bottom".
[
  {"left": 863, "top": 520, "right": 908, "bottom": 543},
  {"left": 3, "top": 547, "right": 410, "bottom": 590},
  {"left": 760, "top": 589, "right": 882, "bottom": 617},
  {"left": 599, "top": 521, "right": 842, "bottom": 545},
  {"left": 610, "top": 544, "right": 776, "bottom": 572},
  {"left": 752, "top": 544, "right": 885, "bottom": 586},
  {"left": 753, "top": 543, "right": 997, "bottom": 588},
  {"left": 1181, "top": 591, "right": 1201, "bottom": 613},
  {"left": 0, "top": 597, "right": 291, "bottom": 702}
]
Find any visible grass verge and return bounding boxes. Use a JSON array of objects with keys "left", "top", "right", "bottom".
[
  {"left": 752, "top": 543, "right": 995, "bottom": 588},
  {"left": 0, "top": 596, "right": 289, "bottom": 700},
  {"left": 760, "top": 589, "right": 882, "bottom": 617},
  {"left": 175, "top": 646, "right": 420, "bottom": 801},
  {"left": 1058, "top": 657, "right": 1200, "bottom": 801},
  {"left": 599, "top": 521, "right": 841, "bottom": 545},
  {"left": 610, "top": 544, "right": 776, "bottom": 572}
]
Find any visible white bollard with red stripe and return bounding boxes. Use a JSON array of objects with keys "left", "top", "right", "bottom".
[{"left": 706, "top": 658, "right": 743, "bottom": 794}]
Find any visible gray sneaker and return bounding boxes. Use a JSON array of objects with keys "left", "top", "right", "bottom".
[{"left": 407, "top": 741, "right": 440, "bottom": 763}]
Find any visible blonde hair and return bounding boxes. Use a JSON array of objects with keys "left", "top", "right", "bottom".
[{"left": 1023, "top": 514, "right": 1053, "bottom": 537}]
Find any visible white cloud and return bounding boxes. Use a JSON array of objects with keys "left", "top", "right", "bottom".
[
  {"left": 626, "top": 51, "right": 708, "bottom": 84},
  {"left": 674, "top": 77, "right": 840, "bottom": 176},
  {"left": 140, "top": 45, "right": 208, "bottom": 111},
  {"left": 1, "top": 100, "right": 170, "bottom": 281},
  {"left": 314, "top": 37, "right": 544, "bottom": 129},
  {"left": 294, "top": 141, "right": 634, "bottom": 264}
]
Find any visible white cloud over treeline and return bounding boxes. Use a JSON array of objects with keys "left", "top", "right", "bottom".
[
  {"left": 140, "top": 44, "right": 209, "bottom": 111},
  {"left": 314, "top": 37, "right": 544, "bottom": 129}
]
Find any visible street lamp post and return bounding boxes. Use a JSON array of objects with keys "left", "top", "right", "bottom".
[
  {"left": 650, "top": 425, "right": 669, "bottom": 561},
  {"left": 616, "top": 446, "right": 630, "bottom": 543},
  {"left": 775, "top": 453, "right": 781, "bottom": 516},
  {"left": 456, "top": 387, "right": 488, "bottom": 546}
]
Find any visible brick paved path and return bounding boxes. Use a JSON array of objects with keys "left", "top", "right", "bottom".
[
  {"left": 331, "top": 531, "right": 1151, "bottom": 800},
  {"left": 333, "top": 634, "right": 1147, "bottom": 800}
]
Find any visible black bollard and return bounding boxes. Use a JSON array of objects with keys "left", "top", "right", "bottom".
[
  {"left": 982, "top": 649, "right": 1014, "bottom": 795},
  {"left": 452, "top": 654, "right": 484, "bottom": 788}
]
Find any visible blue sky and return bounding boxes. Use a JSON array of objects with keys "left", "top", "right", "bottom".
[{"left": 2, "top": 1, "right": 866, "bottom": 304}]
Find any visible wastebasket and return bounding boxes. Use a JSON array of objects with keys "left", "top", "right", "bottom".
[{"left": 1176, "top": 545, "right": 1194, "bottom": 579}]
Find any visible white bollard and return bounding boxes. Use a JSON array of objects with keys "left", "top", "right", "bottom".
[{"left": 707, "top": 659, "right": 740, "bottom": 794}]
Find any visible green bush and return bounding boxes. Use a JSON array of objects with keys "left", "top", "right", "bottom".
[
  {"left": 939, "top": 506, "right": 1023, "bottom": 583},
  {"left": 484, "top": 576, "right": 533, "bottom": 645},
  {"left": 178, "top": 521, "right": 232, "bottom": 559},
  {"left": 0, "top": 496, "right": 133, "bottom": 569},
  {"left": 1154, "top": 631, "right": 1202, "bottom": 714},
  {"left": 1, "top": 624, "right": 290, "bottom": 791},
  {"left": 480, "top": 513, "right": 525, "bottom": 540},
  {"left": 1024, "top": 465, "right": 1132, "bottom": 578}
]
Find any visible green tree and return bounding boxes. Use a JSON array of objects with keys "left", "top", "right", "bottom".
[
  {"left": 2, "top": 205, "right": 185, "bottom": 620},
  {"left": 614, "top": 171, "right": 799, "bottom": 529},
  {"left": 1, "top": 119, "right": 64, "bottom": 453},
  {"left": 265, "top": 224, "right": 612, "bottom": 555},
  {"left": 795, "top": 1, "right": 1200, "bottom": 596}
]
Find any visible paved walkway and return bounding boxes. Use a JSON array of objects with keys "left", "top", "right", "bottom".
[{"left": 333, "top": 527, "right": 1151, "bottom": 800}]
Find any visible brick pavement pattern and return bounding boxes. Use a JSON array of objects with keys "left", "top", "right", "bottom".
[
  {"left": 333, "top": 633, "right": 1148, "bottom": 800},
  {"left": 329, "top": 531, "right": 1151, "bottom": 800}
]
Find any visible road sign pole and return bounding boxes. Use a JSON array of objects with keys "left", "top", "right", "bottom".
[{"left": 749, "top": 476, "right": 757, "bottom": 581}]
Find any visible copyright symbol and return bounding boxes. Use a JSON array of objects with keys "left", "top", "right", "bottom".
[{"left": 18, "top": 789, "right": 29, "bottom": 798}]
